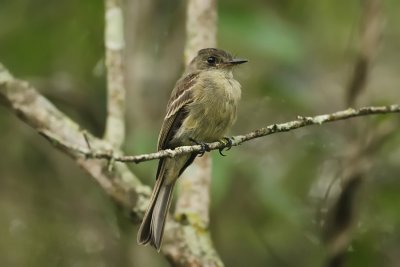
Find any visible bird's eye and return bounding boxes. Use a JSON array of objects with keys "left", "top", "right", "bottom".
[{"left": 207, "top": 56, "right": 217, "bottom": 65}]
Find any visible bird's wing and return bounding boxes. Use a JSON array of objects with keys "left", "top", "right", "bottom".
[
  {"left": 155, "top": 72, "right": 199, "bottom": 179},
  {"left": 157, "top": 72, "right": 199, "bottom": 151}
]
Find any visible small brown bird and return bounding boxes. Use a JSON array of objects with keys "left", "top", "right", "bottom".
[{"left": 137, "top": 48, "right": 247, "bottom": 250}]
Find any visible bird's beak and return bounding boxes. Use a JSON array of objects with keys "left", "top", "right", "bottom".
[{"left": 227, "top": 58, "right": 248, "bottom": 65}]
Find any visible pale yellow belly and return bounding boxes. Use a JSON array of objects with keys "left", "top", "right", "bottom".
[
  {"left": 176, "top": 93, "right": 238, "bottom": 143},
  {"left": 172, "top": 70, "right": 241, "bottom": 144}
]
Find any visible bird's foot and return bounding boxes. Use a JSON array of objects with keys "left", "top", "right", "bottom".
[
  {"left": 189, "top": 138, "right": 210, "bottom": 157},
  {"left": 218, "top": 137, "right": 234, "bottom": 156}
]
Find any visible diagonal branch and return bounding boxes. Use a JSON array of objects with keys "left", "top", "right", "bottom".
[{"left": 0, "top": 63, "right": 149, "bottom": 212}]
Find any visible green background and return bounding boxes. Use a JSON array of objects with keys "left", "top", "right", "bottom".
[{"left": 0, "top": 0, "right": 399, "bottom": 266}]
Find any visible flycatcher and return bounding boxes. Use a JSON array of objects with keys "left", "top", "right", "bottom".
[{"left": 137, "top": 48, "right": 247, "bottom": 250}]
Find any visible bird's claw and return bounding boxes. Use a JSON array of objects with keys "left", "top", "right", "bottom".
[
  {"left": 218, "top": 137, "right": 233, "bottom": 156},
  {"left": 189, "top": 138, "right": 210, "bottom": 157}
]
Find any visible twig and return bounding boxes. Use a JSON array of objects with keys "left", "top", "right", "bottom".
[
  {"left": 83, "top": 130, "right": 92, "bottom": 150},
  {"left": 104, "top": 0, "right": 126, "bottom": 148},
  {"left": 40, "top": 105, "right": 400, "bottom": 164}
]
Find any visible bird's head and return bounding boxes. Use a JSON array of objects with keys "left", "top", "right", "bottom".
[{"left": 188, "top": 48, "right": 247, "bottom": 72}]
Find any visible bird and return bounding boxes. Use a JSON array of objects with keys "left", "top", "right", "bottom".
[{"left": 137, "top": 48, "right": 247, "bottom": 250}]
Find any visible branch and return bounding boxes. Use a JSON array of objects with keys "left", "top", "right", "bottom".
[
  {"left": 41, "top": 104, "right": 400, "bottom": 164},
  {"left": 0, "top": 62, "right": 150, "bottom": 216},
  {"left": 104, "top": 0, "right": 126, "bottom": 148}
]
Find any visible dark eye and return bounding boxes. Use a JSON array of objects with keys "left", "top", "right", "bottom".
[{"left": 207, "top": 56, "right": 216, "bottom": 65}]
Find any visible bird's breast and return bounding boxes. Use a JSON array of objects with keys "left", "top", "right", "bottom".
[{"left": 179, "top": 70, "right": 241, "bottom": 143}]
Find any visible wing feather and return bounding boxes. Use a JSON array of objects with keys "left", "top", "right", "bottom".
[
  {"left": 155, "top": 72, "right": 199, "bottom": 179},
  {"left": 157, "top": 72, "right": 199, "bottom": 150}
]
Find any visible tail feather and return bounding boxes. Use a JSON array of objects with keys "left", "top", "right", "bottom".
[
  {"left": 137, "top": 177, "right": 175, "bottom": 251},
  {"left": 137, "top": 178, "right": 161, "bottom": 245},
  {"left": 150, "top": 182, "right": 174, "bottom": 249}
]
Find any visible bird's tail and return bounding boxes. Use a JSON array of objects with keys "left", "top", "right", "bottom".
[{"left": 137, "top": 176, "right": 175, "bottom": 251}]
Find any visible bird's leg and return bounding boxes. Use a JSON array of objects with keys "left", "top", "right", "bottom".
[
  {"left": 218, "top": 137, "right": 234, "bottom": 156},
  {"left": 189, "top": 138, "right": 210, "bottom": 157}
]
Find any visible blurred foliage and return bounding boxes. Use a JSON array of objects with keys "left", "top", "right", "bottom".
[{"left": 0, "top": 0, "right": 400, "bottom": 266}]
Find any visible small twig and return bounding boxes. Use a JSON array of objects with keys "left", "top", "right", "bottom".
[
  {"left": 107, "top": 156, "right": 116, "bottom": 172},
  {"left": 82, "top": 130, "right": 92, "bottom": 151}
]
